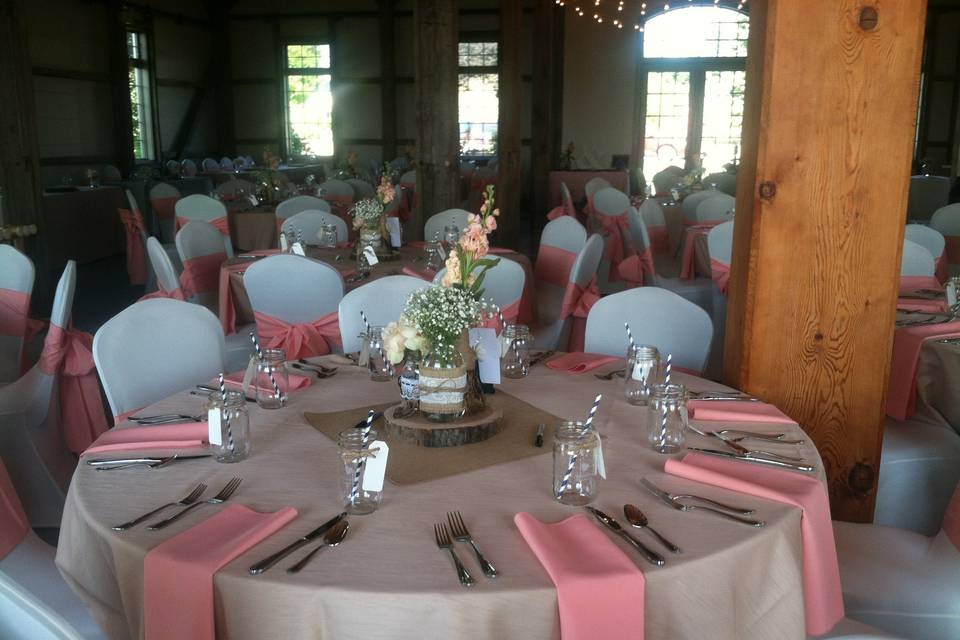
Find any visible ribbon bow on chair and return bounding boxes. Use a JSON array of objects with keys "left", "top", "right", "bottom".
[
  {"left": 711, "top": 259, "right": 731, "bottom": 295},
  {"left": 617, "top": 250, "right": 656, "bottom": 289},
  {"left": 598, "top": 212, "right": 635, "bottom": 283},
  {"left": 254, "top": 311, "right": 343, "bottom": 360},
  {"left": 119, "top": 208, "right": 148, "bottom": 286},
  {"left": 559, "top": 278, "right": 602, "bottom": 352}
]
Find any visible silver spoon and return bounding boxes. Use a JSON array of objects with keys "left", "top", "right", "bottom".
[
  {"left": 623, "top": 504, "right": 681, "bottom": 554},
  {"left": 286, "top": 520, "right": 350, "bottom": 574}
]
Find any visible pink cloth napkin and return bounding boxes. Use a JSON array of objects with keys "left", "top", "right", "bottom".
[
  {"left": 546, "top": 352, "right": 619, "bottom": 374},
  {"left": 886, "top": 320, "right": 960, "bottom": 420},
  {"left": 688, "top": 400, "right": 795, "bottom": 425},
  {"left": 664, "top": 453, "right": 844, "bottom": 636},
  {"left": 82, "top": 423, "right": 208, "bottom": 455},
  {"left": 144, "top": 504, "right": 298, "bottom": 640},
  {"left": 401, "top": 265, "right": 436, "bottom": 281},
  {"left": 514, "top": 513, "right": 645, "bottom": 640},
  {"left": 224, "top": 370, "right": 311, "bottom": 394},
  {"left": 896, "top": 298, "right": 948, "bottom": 314}
]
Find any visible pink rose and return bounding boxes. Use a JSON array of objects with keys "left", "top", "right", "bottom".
[{"left": 484, "top": 216, "right": 497, "bottom": 232}]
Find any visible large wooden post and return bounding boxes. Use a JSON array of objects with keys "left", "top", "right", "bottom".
[
  {"left": 106, "top": 0, "right": 134, "bottom": 176},
  {"left": 497, "top": 0, "right": 522, "bottom": 249},
  {"left": 725, "top": 0, "right": 927, "bottom": 521},
  {"left": 0, "top": 0, "right": 41, "bottom": 228},
  {"left": 531, "top": 1, "right": 563, "bottom": 238},
  {"left": 206, "top": 1, "right": 236, "bottom": 156},
  {"left": 413, "top": 0, "right": 459, "bottom": 241}
]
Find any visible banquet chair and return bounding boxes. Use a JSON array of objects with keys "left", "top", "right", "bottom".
[
  {"left": 904, "top": 224, "right": 947, "bottom": 281},
  {"left": 0, "top": 245, "right": 37, "bottom": 384},
  {"left": 638, "top": 198, "right": 671, "bottom": 256},
  {"left": 533, "top": 234, "right": 603, "bottom": 351},
  {"left": 346, "top": 178, "right": 375, "bottom": 200},
  {"left": 433, "top": 258, "right": 526, "bottom": 323},
  {"left": 702, "top": 172, "right": 738, "bottom": 197},
  {"left": 175, "top": 220, "right": 233, "bottom": 312},
  {"left": 533, "top": 218, "right": 589, "bottom": 348},
  {"left": 900, "top": 239, "right": 935, "bottom": 277},
  {"left": 389, "top": 157, "right": 412, "bottom": 175},
  {"left": 244, "top": 255, "right": 344, "bottom": 359},
  {"left": 592, "top": 187, "right": 635, "bottom": 294},
  {"left": 704, "top": 220, "right": 735, "bottom": 378},
  {"left": 585, "top": 287, "right": 714, "bottom": 373},
  {"left": 164, "top": 159, "right": 179, "bottom": 177},
  {"left": 281, "top": 211, "right": 348, "bottom": 246},
  {"left": 101, "top": 165, "right": 121, "bottom": 181},
  {"left": 215, "top": 179, "right": 254, "bottom": 198},
  {"left": 275, "top": 195, "right": 331, "bottom": 221},
  {"left": 832, "top": 480, "right": 960, "bottom": 640},
  {"left": 173, "top": 194, "right": 229, "bottom": 236},
  {"left": 695, "top": 193, "right": 736, "bottom": 223},
  {"left": 321, "top": 179, "right": 355, "bottom": 228},
  {"left": 583, "top": 177, "right": 611, "bottom": 203},
  {"left": 807, "top": 617, "right": 904, "bottom": 639},
  {"left": 180, "top": 159, "right": 198, "bottom": 177},
  {"left": 148, "top": 182, "right": 181, "bottom": 245},
  {"left": 0, "top": 459, "right": 105, "bottom": 640},
  {"left": 681, "top": 190, "right": 722, "bottom": 225},
  {"left": 93, "top": 298, "right": 225, "bottom": 419},
  {"left": 338, "top": 276, "right": 431, "bottom": 353},
  {"left": 930, "top": 203, "right": 960, "bottom": 277},
  {"left": 424, "top": 208, "right": 472, "bottom": 242},
  {"left": 907, "top": 175, "right": 951, "bottom": 222},
  {"left": 118, "top": 190, "right": 149, "bottom": 288},
  {"left": 219, "top": 157, "right": 233, "bottom": 172},
  {"left": 652, "top": 166, "right": 684, "bottom": 197},
  {"left": 201, "top": 158, "right": 220, "bottom": 173},
  {"left": 0, "top": 261, "right": 83, "bottom": 526}
]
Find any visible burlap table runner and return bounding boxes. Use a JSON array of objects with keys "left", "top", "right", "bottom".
[{"left": 303, "top": 391, "right": 561, "bottom": 485}]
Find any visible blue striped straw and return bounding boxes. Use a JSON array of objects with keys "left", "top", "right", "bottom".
[{"left": 556, "top": 394, "right": 603, "bottom": 499}]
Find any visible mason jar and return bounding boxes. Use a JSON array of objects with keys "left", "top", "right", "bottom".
[
  {"left": 418, "top": 348, "right": 466, "bottom": 423},
  {"left": 553, "top": 421, "right": 600, "bottom": 505},
  {"left": 397, "top": 349, "right": 421, "bottom": 412},
  {"left": 318, "top": 223, "right": 339, "bottom": 247},
  {"left": 338, "top": 428, "right": 383, "bottom": 515},
  {"left": 624, "top": 344, "right": 661, "bottom": 406},
  {"left": 255, "top": 348, "right": 288, "bottom": 409},
  {"left": 367, "top": 327, "right": 392, "bottom": 382},
  {"left": 208, "top": 390, "right": 250, "bottom": 463},
  {"left": 647, "top": 383, "right": 688, "bottom": 454},
  {"left": 501, "top": 324, "right": 532, "bottom": 379}
]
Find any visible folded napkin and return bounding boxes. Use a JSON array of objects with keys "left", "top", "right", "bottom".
[
  {"left": 224, "top": 370, "right": 311, "bottom": 394},
  {"left": 401, "top": 265, "right": 436, "bottom": 281},
  {"left": 144, "top": 504, "right": 298, "bottom": 640},
  {"left": 886, "top": 320, "right": 960, "bottom": 420},
  {"left": 664, "top": 453, "right": 844, "bottom": 635},
  {"left": 546, "top": 352, "right": 620, "bottom": 374},
  {"left": 896, "top": 298, "right": 948, "bottom": 314},
  {"left": 83, "top": 422, "right": 208, "bottom": 455},
  {"left": 688, "top": 400, "right": 795, "bottom": 425},
  {"left": 514, "top": 513, "right": 645, "bottom": 640}
]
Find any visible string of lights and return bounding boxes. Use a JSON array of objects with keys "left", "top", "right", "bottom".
[{"left": 553, "top": 0, "right": 748, "bottom": 31}]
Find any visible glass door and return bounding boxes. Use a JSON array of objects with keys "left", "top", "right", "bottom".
[
  {"left": 700, "top": 70, "right": 746, "bottom": 175},
  {"left": 643, "top": 71, "right": 691, "bottom": 182}
]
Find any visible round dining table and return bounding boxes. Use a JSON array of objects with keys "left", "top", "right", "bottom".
[{"left": 57, "top": 356, "right": 824, "bottom": 640}]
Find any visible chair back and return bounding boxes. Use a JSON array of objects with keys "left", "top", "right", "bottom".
[
  {"left": 0, "top": 245, "right": 35, "bottom": 297},
  {"left": 389, "top": 157, "right": 412, "bottom": 175},
  {"left": 424, "top": 208, "right": 472, "bottom": 242},
  {"left": 244, "top": 254, "right": 343, "bottom": 324},
  {"left": 174, "top": 194, "right": 227, "bottom": 224},
  {"left": 652, "top": 166, "right": 684, "bottom": 196},
  {"left": 571, "top": 234, "right": 604, "bottom": 289},
  {"left": 702, "top": 172, "right": 737, "bottom": 196},
  {"left": 584, "top": 177, "right": 612, "bottom": 201},
  {"left": 707, "top": 220, "right": 735, "bottom": 265},
  {"left": 433, "top": 258, "right": 526, "bottom": 314},
  {"left": 149, "top": 182, "right": 181, "bottom": 200},
  {"left": 165, "top": 160, "right": 180, "bottom": 176},
  {"left": 321, "top": 178, "right": 354, "bottom": 199},
  {"left": 93, "top": 299, "right": 225, "bottom": 417},
  {"left": 639, "top": 198, "right": 666, "bottom": 229},
  {"left": 931, "top": 203, "right": 960, "bottom": 236},
  {"left": 593, "top": 187, "right": 631, "bottom": 216},
  {"left": 901, "top": 239, "right": 935, "bottom": 276},
  {"left": 0, "top": 571, "right": 88, "bottom": 640},
  {"left": 540, "top": 216, "right": 587, "bottom": 255},
  {"left": 201, "top": 158, "right": 220, "bottom": 173},
  {"left": 146, "top": 237, "right": 181, "bottom": 294},
  {"left": 180, "top": 159, "right": 197, "bottom": 177},
  {"left": 680, "top": 190, "right": 719, "bottom": 222},
  {"left": 399, "top": 170, "right": 416, "bottom": 186},
  {"left": 215, "top": 179, "right": 254, "bottom": 197},
  {"left": 626, "top": 207, "right": 653, "bottom": 255},
  {"left": 585, "top": 287, "right": 713, "bottom": 373},
  {"left": 347, "top": 178, "right": 375, "bottom": 200},
  {"left": 220, "top": 157, "right": 233, "bottom": 171},
  {"left": 49, "top": 261, "right": 76, "bottom": 331},
  {"left": 904, "top": 224, "right": 945, "bottom": 262},
  {"left": 276, "top": 195, "right": 330, "bottom": 220},
  {"left": 102, "top": 164, "right": 121, "bottom": 181},
  {"left": 0, "top": 245, "right": 36, "bottom": 384},
  {"left": 695, "top": 194, "right": 736, "bottom": 223},
  {"left": 175, "top": 220, "right": 232, "bottom": 263},
  {"left": 339, "top": 276, "right": 431, "bottom": 353},
  {"left": 281, "top": 210, "right": 348, "bottom": 245},
  {"left": 908, "top": 175, "right": 951, "bottom": 221}
]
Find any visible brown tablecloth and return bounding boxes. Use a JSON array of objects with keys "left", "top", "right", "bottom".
[
  {"left": 917, "top": 340, "right": 960, "bottom": 434},
  {"left": 41, "top": 186, "right": 125, "bottom": 266},
  {"left": 549, "top": 170, "right": 630, "bottom": 207},
  {"left": 56, "top": 360, "right": 821, "bottom": 640}
]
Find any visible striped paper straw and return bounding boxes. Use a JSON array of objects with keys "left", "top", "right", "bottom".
[
  {"left": 360, "top": 310, "right": 372, "bottom": 336},
  {"left": 657, "top": 354, "right": 673, "bottom": 450},
  {"left": 249, "top": 331, "right": 283, "bottom": 402},
  {"left": 349, "top": 409, "right": 376, "bottom": 504},
  {"left": 498, "top": 308, "right": 506, "bottom": 332},
  {"left": 218, "top": 372, "right": 234, "bottom": 452},
  {"left": 556, "top": 394, "right": 603, "bottom": 499},
  {"left": 624, "top": 322, "right": 634, "bottom": 349}
]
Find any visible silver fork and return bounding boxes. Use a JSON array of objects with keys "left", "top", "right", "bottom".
[
  {"left": 434, "top": 522, "right": 475, "bottom": 587},
  {"left": 147, "top": 477, "right": 242, "bottom": 530},
  {"left": 112, "top": 483, "right": 207, "bottom": 531},
  {"left": 594, "top": 368, "right": 626, "bottom": 381},
  {"left": 447, "top": 511, "right": 497, "bottom": 578},
  {"left": 687, "top": 424, "right": 807, "bottom": 463}
]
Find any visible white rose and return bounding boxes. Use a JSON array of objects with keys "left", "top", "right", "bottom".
[{"left": 387, "top": 348, "right": 405, "bottom": 365}]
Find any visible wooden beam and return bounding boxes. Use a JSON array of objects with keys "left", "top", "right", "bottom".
[
  {"left": 32, "top": 67, "right": 110, "bottom": 83},
  {"left": 413, "top": 0, "right": 459, "bottom": 241},
  {"left": 171, "top": 62, "right": 213, "bottom": 158},
  {"left": 724, "top": 0, "right": 927, "bottom": 521},
  {"left": 106, "top": 0, "right": 135, "bottom": 176},
  {"left": 205, "top": 0, "right": 236, "bottom": 156},
  {"left": 497, "top": 0, "right": 522, "bottom": 249},
  {"left": 379, "top": 0, "right": 397, "bottom": 162},
  {"left": 0, "top": 0, "right": 42, "bottom": 227},
  {"left": 531, "top": 1, "right": 563, "bottom": 235}
]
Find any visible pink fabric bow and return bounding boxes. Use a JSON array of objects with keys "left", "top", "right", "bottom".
[
  {"left": 254, "top": 310, "right": 342, "bottom": 360},
  {"left": 0, "top": 288, "right": 33, "bottom": 339},
  {"left": 647, "top": 225, "right": 670, "bottom": 254},
  {"left": 139, "top": 286, "right": 187, "bottom": 302},
  {"left": 711, "top": 258, "right": 731, "bottom": 294},
  {"left": 176, "top": 215, "right": 230, "bottom": 236},
  {"left": 546, "top": 195, "right": 577, "bottom": 221},
  {"left": 151, "top": 196, "right": 178, "bottom": 220},
  {"left": 886, "top": 320, "right": 960, "bottom": 420},
  {"left": 535, "top": 245, "right": 578, "bottom": 289},
  {"left": 944, "top": 483, "right": 960, "bottom": 551},
  {"left": 680, "top": 226, "right": 712, "bottom": 280},
  {"left": 616, "top": 250, "right": 656, "bottom": 288},
  {"left": 180, "top": 252, "right": 227, "bottom": 298},
  {"left": 945, "top": 236, "right": 960, "bottom": 265},
  {"left": 559, "top": 278, "right": 601, "bottom": 352},
  {"left": 119, "top": 208, "right": 148, "bottom": 286},
  {"left": 38, "top": 323, "right": 108, "bottom": 454},
  {"left": 935, "top": 253, "right": 949, "bottom": 284},
  {"left": 598, "top": 212, "right": 634, "bottom": 283},
  {"left": 0, "top": 459, "right": 29, "bottom": 561},
  {"left": 481, "top": 299, "right": 523, "bottom": 331}
]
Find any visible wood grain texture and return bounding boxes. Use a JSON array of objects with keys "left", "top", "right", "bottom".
[
  {"left": 724, "top": 0, "right": 927, "bottom": 522},
  {"left": 497, "top": 0, "right": 523, "bottom": 249}
]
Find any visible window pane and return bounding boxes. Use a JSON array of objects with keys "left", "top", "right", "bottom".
[
  {"left": 286, "top": 44, "right": 330, "bottom": 69},
  {"left": 643, "top": 7, "right": 748, "bottom": 58},
  {"left": 458, "top": 41, "right": 498, "bottom": 67},
  {"left": 286, "top": 74, "right": 334, "bottom": 157},
  {"left": 643, "top": 71, "right": 690, "bottom": 180},
  {"left": 458, "top": 72, "right": 498, "bottom": 155},
  {"left": 128, "top": 31, "right": 152, "bottom": 160},
  {"left": 700, "top": 70, "right": 745, "bottom": 175}
]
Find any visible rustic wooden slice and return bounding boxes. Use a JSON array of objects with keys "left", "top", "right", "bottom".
[{"left": 383, "top": 404, "right": 504, "bottom": 448}]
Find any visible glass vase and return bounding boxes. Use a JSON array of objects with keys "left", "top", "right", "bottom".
[{"left": 418, "top": 347, "right": 466, "bottom": 423}]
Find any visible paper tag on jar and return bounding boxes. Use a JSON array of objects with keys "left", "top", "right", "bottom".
[
  {"left": 386, "top": 217, "right": 402, "bottom": 248},
  {"left": 207, "top": 408, "right": 222, "bottom": 446},
  {"left": 280, "top": 234, "right": 289, "bottom": 252},
  {"left": 291, "top": 241, "right": 305, "bottom": 256},
  {"left": 468, "top": 327, "right": 500, "bottom": 384},
  {"left": 595, "top": 433, "right": 607, "bottom": 479},
  {"left": 362, "top": 440, "right": 389, "bottom": 492},
  {"left": 631, "top": 360, "right": 655, "bottom": 381},
  {"left": 362, "top": 245, "right": 379, "bottom": 265}
]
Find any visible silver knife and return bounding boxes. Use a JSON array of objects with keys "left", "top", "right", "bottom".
[
  {"left": 249, "top": 511, "right": 347, "bottom": 574},
  {"left": 585, "top": 507, "right": 665, "bottom": 566},
  {"left": 686, "top": 447, "right": 816, "bottom": 472},
  {"left": 87, "top": 454, "right": 211, "bottom": 466}
]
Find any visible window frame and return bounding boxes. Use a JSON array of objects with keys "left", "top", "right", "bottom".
[
  {"left": 280, "top": 39, "right": 335, "bottom": 161},
  {"left": 458, "top": 34, "right": 500, "bottom": 159},
  {"left": 126, "top": 29, "right": 159, "bottom": 163}
]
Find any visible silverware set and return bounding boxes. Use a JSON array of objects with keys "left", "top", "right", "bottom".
[
  {"left": 688, "top": 390, "right": 760, "bottom": 402},
  {"left": 586, "top": 507, "right": 665, "bottom": 566},
  {"left": 249, "top": 511, "right": 348, "bottom": 575},
  {"left": 528, "top": 350, "right": 556, "bottom": 367},
  {"left": 146, "top": 477, "right": 243, "bottom": 530},
  {"left": 936, "top": 337, "right": 960, "bottom": 345},
  {"left": 896, "top": 313, "right": 955, "bottom": 328},
  {"left": 88, "top": 454, "right": 212, "bottom": 471},
  {"left": 433, "top": 511, "right": 497, "bottom": 587},
  {"left": 594, "top": 368, "right": 626, "bottom": 381},
  {"left": 129, "top": 412, "right": 206, "bottom": 425},
  {"left": 641, "top": 478, "right": 765, "bottom": 527},
  {"left": 686, "top": 424, "right": 808, "bottom": 464},
  {"left": 290, "top": 361, "right": 339, "bottom": 378}
]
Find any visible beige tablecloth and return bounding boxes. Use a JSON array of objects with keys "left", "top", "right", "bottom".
[
  {"left": 917, "top": 340, "right": 960, "bottom": 433},
  {"left": 57, "top": 359, "right": 822, "bottom": 640},
  {"left": 228, "top": 207, "right": 278, "bottom": 252}
]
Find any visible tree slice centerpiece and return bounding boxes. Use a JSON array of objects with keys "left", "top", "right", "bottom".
[{"left": 383, "top": 403, "right": 504, "bottom": 448}]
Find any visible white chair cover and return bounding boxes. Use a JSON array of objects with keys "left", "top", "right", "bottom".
[
  {"left": 702, "top": 172, "right": 738, "bottom": 197},
  {"left": 146, "top": 237, "right": 181, "bottom": 295},
  {"left": 904, "top": 224, "right": 945, "bottom": 263},
  {"left": 175, "top": 221, "right": 233, "bottom": 310},
  {"left": 584, "top": 177, "right": 611, "bottom": 201},
  {"left": 338, "top": 276, "right": 431, "bottom": 353},
  {"left": 639, "top": 198, "right": 667, "bottom": 234},
  {"left": 900, "top": 239, "right": 935, "bottom": 276},
  {"left": 0, "top": 245, "right": 35, "bottom": 384},
  {"left": 164, "top": 160, "right": 179, "bottom": 177},
  {"left": 201, "top": 158, "right": 220, "bottom": 173},
  {"left": 533, "top": 234, "right": 603, "bottom": 351},
  {"left": 321, "top": 178, "right": 354, "bottom": 199},
  {"left": 593, "top": 187, "right": 634, "bottom": 294},
  {"left": 281, "top": 211, "right": 347, "bottom": 246},
  {"left": 907, "top": 176, "right": 951, "bottom": 222},
  {"left": 424, "top": 209, "right": 472, "bottom": 242},
  {"left": 399, "top": 170, "right": 416, "bottom": 186},
  {"left": 0, "top": 262, "right": 78, "bottom": 527},
  {"left": 180, "top": 159, "right": 197, "bottom": 177},
  {"left": 219, "top": 157, "right": 233, "bottom": 172},
  {"left": 148, "top": 182, "right": 181, "bottom": 244},
  {"left": 215, "top": 179, "right": 255, "bottom": 197},
  {"left": 93, "top": 299, "right": 225, "bottom": 418},
  {"left": 148, "top": 182, "right": 180, "bottom": 200},
  {"left": 695, "top": 194, "right": 736, "bottom": 223},
  {"left": 539, "top": 216, "right": 587, "bottom": 255},
  {"left": 433, "top": 259, "right": 526, "bottom": 317},
  {"left": 346, "top": 178, "right": 375, "bottom": 200},
  {"left": 585, "top": 287, "right": 713, "bottom": 373},
  {"left": 707, "top": 220, "right": 735, "bottom": 265},
  {"left": 174, "top": 194, "right": 227, "bottom": 225},
  {"left": 930, "top": 203, "right": 960, "bottom": 236},
  {"left": 681, "top": 190, "right": 720, "bottom": 224},
  {"left": 275, "top": 195, "right": 330, "bottom": 220},
  {"left": 244, "top": 255, "right": 343, "bottom": 325}
]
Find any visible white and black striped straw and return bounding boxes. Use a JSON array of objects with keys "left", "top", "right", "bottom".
[
  {"left": 295, "top": 228, "right": 303, "bottom": 245},
  {"left": 249, "top": 331, "right": 283, "bottom": 401},
  {"left": 624, "top": 322, "right": 634, "bottom": 349},
  {"left": 498, "top": 307, "right": 506, "bottom": 332},
  {"left": 556, "top": 394, "right": 603, "bottom": 499},
  {"left": 349, "top": 409, "right": 376, "bottom": 504},
  {"left": 218, "top": 372, "right": 234, "bottom": 452},
  {"left": 657, "top": 354, "right": 673, "bottom": 450},
  {"left": 360, "top": 310, "right": 372, "bottom": 336}
]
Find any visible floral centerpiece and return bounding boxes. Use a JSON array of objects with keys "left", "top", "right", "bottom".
[
  {"left": 441, "top": 184, "right": 500, "bottom": 297},
  {"left": 253, "top": 150, "right": 287, "bottom": 205},
  {"left": 350, "top": 172, "right": 396, "bottom": 253}
]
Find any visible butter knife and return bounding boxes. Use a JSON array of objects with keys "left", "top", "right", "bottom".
[
  {"left": 249, "top": 512, "right": 347, "bottom": 574},
  {"left": 585, "top": 507, "right": 665, "bottom": 566},
  {"left": 686, "top": 446, "right": 815, "bottom": 472},
  {"left": 87, "top": 454, "right": 211, "bottom": 467}
]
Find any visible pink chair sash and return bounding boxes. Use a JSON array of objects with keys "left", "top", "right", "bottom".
[
  {"left": 546, "top": 196, "right": 577, "bottom": 221},
  {"left": 899, "top": 275, "right": 942, "bottom": 293},
  {"left": 38, "top": 323, "right": 108, "bottom": 454},
  {"left": 647, "top": 225, "right": 670, "bottom": 254},
  {"left": 944, "top": 483, "right": 960, "bottom": 551},
  {"left": 140, "top": 286, "right": 187, "bottom": 302},
  {"left": 598, "top": 212, "right": 634, "bottom": 283},
  {"left": 151, "top": 196, "right": 179, "bottom": 220},
  {"left": 254, "top": 310, "right": 342, "bottom": 360},
  {"left": 680, "top": 226, "right": 712, "bottom": 279},
  {"left": 711, "top": 258, "right": 731, "bottom": 294},
  {"left": 398, "top": 183, "right": 416, "bottom": 223},
  {"left": 0, "top": 459, "right": 29, "bottom": 561},
  {"left": 0, "top": 288, "right": 31, "bottom": 338},
  {"left": 176, "top": 215, "right": 230, "bottom": 236},
  {"left": 945, "top": 236, "right": 960, "bottom": 265},
  {"left": 935, "top": 253, "right": 949, "bottom": 284},
  {"left": 180, "top": 252, "right": 227, "bottom": 298},
  {"left": 560, "top": 278, "right": 601, "bottom": 352},
  {"left": 119, "top": 208, "right": 148, "bottom": 286},
  {"left": 886, "top": 320, "right": 960, "bottom": 420},
  {"left": 616, "top": 250, "right": 656, "bottom": 288},
  {"left": 401, "top": 265, "right": 436, "bottom": 281},
  {"left": 535, "top": 245, "right": 578, "bottom": 289}
]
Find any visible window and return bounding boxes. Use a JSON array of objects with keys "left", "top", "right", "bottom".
[
  {"left": 127, "top": 31, "right": 155, "bottom": 161},
  {"left": 283, "top": 43, "right": 334, "bottom": 158},
  {"left": 639, "top": 8, "right": 749, "bottom": 182},
  {"left": 458, "top": 41, "right": 499, "bottom": 156}
]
